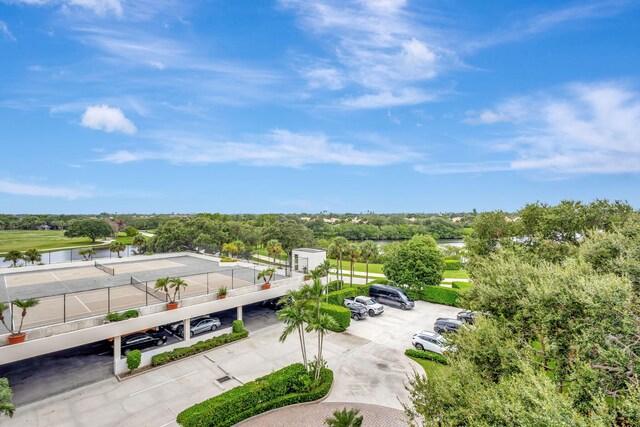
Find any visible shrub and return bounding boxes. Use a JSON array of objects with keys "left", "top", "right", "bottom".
[
  {"left": 126, "top": 350, "right": 142, "bottom": 371},
  {"left": 420, "top": 286, "right": 460, "bottom": 306},
  {"left": 106, "top": 310, "right": 139, "bottom": 322},
  {"left": 444, "top": 259, "right": 462, "bottom": 270},
  {"left": 319, "top": 303, "right": 351, "bottom": 332},
  {"left": 232, "top": 319, "right": 244, "bottom": 333},
  {"left": 326, "top": 280, "right": 344, "bottom": 292},
  {"left": 176, "top": 363, "right": 333, "bottom": 427},
  {"left": 367, "top": 278, "right": 390, "bottom": 285},
  {"left": 405, "top": 348, "right": 448, "bottom": 365},
  {"left": 220, "top": 257, "right": 237, "bottom": 262},
  {"left": 152, "top": 330, "right": 249, "bottom": 366},
  {"left": 326, "top": 284, "right": 370, "bottom": 306}
]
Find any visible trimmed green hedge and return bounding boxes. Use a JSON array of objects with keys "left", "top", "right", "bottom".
[
  {"left": 126, "top": 349, "right": 142, "bottom": 371},
  {"left": 367, "top": 278, "right": 390, "bottom": 285},
  {"left": 326, "top": 284, "right": 371, "bottom": 306},
  {"left": 176, "top": 363, "right": 333, "bottom": 427},
  {"left": 152, "top": 330, "right": 249, "bottom": 366},
  {"left": 105, "top": 309, "right": 139, "bottom": 322},
  {"left": 319, "top": 302, "right": 351, "bottom": 332},
  {"left": 444, "top": 259, "right": 462, "bottom": 270},
  {"left": 405, "top": 348, "right": 448, "bottom": 365},
  {"left": 326, "top": 280, "right": 344, "bottom": 292},
  {"left": 232, "top": 319, "right": 244, "bottom": 333},
  {"left": 420, "top": 286, "right": 460, "bottom": 306}
]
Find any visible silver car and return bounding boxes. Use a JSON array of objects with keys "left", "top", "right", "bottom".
[{"left": 176, "top": 317, "right": 221, "bottom": 338}]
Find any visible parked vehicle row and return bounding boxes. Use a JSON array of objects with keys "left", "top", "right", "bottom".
[
  {"left": 163, "top": 315, "right": 222, "bottom": 338},
  {"left": 369, "top": 284, "right": 415, "bottom": 310},
  {"left": 412, "top": 311, "right": 487, "bottom": 355},
  {"left": 344, "top": 295, "right": 384, "bottom": 317}
]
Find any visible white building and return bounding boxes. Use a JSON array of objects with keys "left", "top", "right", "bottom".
[{"left": 291, "top": 248, "right": 327, "bottom": 273}]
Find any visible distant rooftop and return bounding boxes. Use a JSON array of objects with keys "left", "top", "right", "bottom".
[{"left": 294, "top": 248, "right": 326, "bottom": 253}]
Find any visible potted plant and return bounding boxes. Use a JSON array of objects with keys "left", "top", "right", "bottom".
[
  {"left": 257, "top": 267, "right": 276, "bottom": 290},
  {"left": 218, "top": 286, "right": 228, "bottom": 299},
  {"left": 154, "top": 277, "right": 188, "bottom": 310},
  {"left": 1, "top": 298, "right": 40, "bottom": 344}
]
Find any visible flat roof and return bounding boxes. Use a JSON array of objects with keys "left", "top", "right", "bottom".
[{"left": 293, "top": 248, "right": 326, "bottom": 253}]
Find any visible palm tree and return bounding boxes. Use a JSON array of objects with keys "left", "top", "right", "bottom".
[
  {"left": 0, "top": 377, "right": 15, "bottom": 418},
  {"left": 325, "top": 408, "right": 363, "bottom": 427},
  {"left": 222, "top": 242, "right": 237, "bottom": 258},
  {"left": 232, "top": 240, "right": 245, "bottom": 258},
  {"left": 306, "top": 311, "right": 338, "bottom": 380},
  {"left": 0, "top": 301, "right": 11, "bottom": 333},
  {"left": 3, "top": 250, "right": 22, "bottom": 267},
  {"left": 266, "top": 239, "right": 283, "bottom": 264},
  {"left": 331, "top": 237, "right": 349, "bottom": 285},
  {"left": 79, "top": 248, "right": 95, "bottom": 261},
  {"left": 23, "top": 248, "right": 41, "bottom": 265},
  {"left": 12, "top": 298, "right": 39, "bottom": 336},
  {"left": 153, "top": 277, "right": 171, "bottom": 302},
  {"left": 276, "top": 289, "right": 309, "bottom": 368},
  {"left": 346, "top": 243, "right": 361, "bottom": 287},
  {"left": 109, "top": 241, "right": 126, "bottom": 258},
  {"left": 359, "top": 240, "right": 379, "bottom": 284},
  {"left": 168, "top": 277, "right": 188, "bottom": 303},
  {"left": 132, "top": 234, "right": 146, "bottom": 253},
  {"left": 257, "top": 267, "right": 276, "bottom": 284}
]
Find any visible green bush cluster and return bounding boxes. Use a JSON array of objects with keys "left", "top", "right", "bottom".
[
  {"left": 326, "top": 280, "right": 344, "bottom": 292},
  {"left": 152, "top": 330, "right": 249, "bottom": 366},
  {"left": 319, "top": 302, "right": 351, "bottom": 332},
  {"left": 405, "top": 348, "right": 448, "bottom": 365},
  {"left": 232, "top": 319, "right": 244, "bottom": 333},
  {"left": 220, "top": 257, "right": 237, "bottom": 262},
  {"left": 367, "top": 278, "right": 390, "bottom": 285},
  {"left": 126, "top": 349, "right": 142, "bottom": 371},
  {"left": 176, "top": 363, "right": 333, "bottom": 427},
  {"left": 444, "top": 259, "right": 462, "bottom": 270},
  {"left": 325, "top": 284, "right": 370, "bottom": 306},
  {"left": 420, "top": 286, "right": 460, "bottom": 306},
  {"left": 105, "top": 310, "right": 139, "bottom": 322}
]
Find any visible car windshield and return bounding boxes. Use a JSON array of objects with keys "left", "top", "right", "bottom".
[{"left": 362, "top": 298, "right": 376, "bottom": 305}]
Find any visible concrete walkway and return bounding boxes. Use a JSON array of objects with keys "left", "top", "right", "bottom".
[{"left": 238, "top": 402, "right": 407, "bottom": 427}]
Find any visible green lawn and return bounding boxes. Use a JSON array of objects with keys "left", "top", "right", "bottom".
[
  {"left": 329, "top": 259, "right": 384, "bottom": 275},
  {"left": 0, "top": 230, "right": 99, "bottom": 253},
  {"left": 443, "top": 269, "right": 469, "bottom": 279},
  {"left": 253, "top": 247, "right": 289, "bottom": 260},
  {"left": 115, "top": 232, "right": 133, "bottom": 245},
  {"left": 407, "top": 355, "right": 447, "bottom": 376}
]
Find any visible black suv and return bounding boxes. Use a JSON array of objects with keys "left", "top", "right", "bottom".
[
  {"left": 434, "top": 318, "right": 463, "bottom": 334},
  {"left": 346, "top": 303, "right": 367, "bottom": 321},
  {"left": 456, "top": 310, "right": 489, "bottom": 324},
  {"left": 119, "top": 332, "right": 167, "bottom": 355}
]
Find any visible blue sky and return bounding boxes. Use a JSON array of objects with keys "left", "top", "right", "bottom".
[{"left": 1, "top": 0, "right": 639, "bottom": 214}]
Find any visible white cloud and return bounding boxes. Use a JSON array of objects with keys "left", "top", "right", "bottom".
[
  {"left": 14, "top": 0, "right": 123, "bottom": 17},
  {"left": 0, "top": 180, "right": 89, "bottom": 200},
  {"left": 464, "top": 109, "right": 514, "bottom": 125},
  {"left": 0, "top": 21, "right": 16, "bottom": 41},
  {"left": 100, "top": 129, "right": 420, "bottom": 167},
  {"left": 305, "top": 67, "right": 343, "bottom": 90},
  {"left": 447, "top": 81, "right": 640, "bottom": 175},
  {"left": 341, "top": 89, "right": 436, "bottom": 109},
  {"left": 81, "top": 105, "right": 137, "bottom": 134}
]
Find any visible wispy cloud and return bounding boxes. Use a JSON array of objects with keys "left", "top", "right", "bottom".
[
  {"left": 0, "top": 21, "right": 16, "bottom": 41},
  {"left": 280, "top": 0, "right": 455, "bottom": 109},
  {"left": 81, "top": 104, "right": 137, "bottom": 134},
  {"left": 13, "top": 0, "right": 124, "bottom": 17},
  {"left": 0, "top": 180, "right": 90, "bottom": 199},
  {"left": 99, "top": 129, "right": 421, "bottom": 167},
  {"left": 421, "top": 81, "right": 640, "bottom": 175}
]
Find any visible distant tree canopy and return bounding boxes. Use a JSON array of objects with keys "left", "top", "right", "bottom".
[{"left": 64, "top": 219, "right": 113, "bottom": 243}]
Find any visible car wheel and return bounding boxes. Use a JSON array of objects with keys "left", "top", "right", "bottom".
[
  {"left": 415, "top": 343, "right": 424, "bottom": 350},
  {"left": 211, "top": 324, "right": 218, "bottom": 331},
  {"left": 401, "top": 303, "right": 407, "bottom": 310},
  {"left": 156, "top": 339, "right": 164, "bottom": 346},
  {"left": 369, "top": 309, "right": 375, "bottom": 317}
]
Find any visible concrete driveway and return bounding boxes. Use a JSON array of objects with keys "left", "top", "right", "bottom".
[{"left": 3, "top": 301, "right": 459, "bottom": 427}]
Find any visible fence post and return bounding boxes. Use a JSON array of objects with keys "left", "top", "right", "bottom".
[
  {"left": 108, "top": 287, "right": 111, "bottom": 313},
  {"left": 63, "top": 294, "right": 66, "bottom": 322},
  {"left": 231, "top": 269, "right": 234, "bottom": 289},
  {"left": 253, "top": 267, "right": 256, "bottom": 285},
  {"left": 206, "top": 273, "right": 209, "bottom": 294},
  {"left": 146, "top": 282, "right": 148, "bottom": 306}
]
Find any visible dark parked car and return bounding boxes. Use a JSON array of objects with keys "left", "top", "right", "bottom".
[
  {"left": 456, "top": 310, "right": 487, "bottom": 324},
  {"left": 119, "top": 332, "right": 167, "bottom": 355},
  {"left": 345, "top": 302, "right": 367, "bottom": 321},
  {"left": 434, "top": 318, "right": 464, "bottom": 334},
  {"left": 176, "top": 317, "right": 221, "bottom": 338},
  {"left": 262, "top": 297, "right": 285, "bottom": 310},
  {"left": 369, "top": 283, "right": 415, "bottom": 310}
]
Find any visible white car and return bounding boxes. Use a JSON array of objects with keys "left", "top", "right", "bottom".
[
  {"left": 344, "top": 296, "right": 384, "bottom": 316},
  {"left": 412, "top": 330, "right": 451, "bottom": 355}
]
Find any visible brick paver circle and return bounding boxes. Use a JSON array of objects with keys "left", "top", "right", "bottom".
[{"left": 237, "top": 402, "right": 408, "bottom": 426}]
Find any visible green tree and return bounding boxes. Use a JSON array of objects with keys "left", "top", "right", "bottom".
[
  {"left": 328, "top": 236, "right": 349, "bottom": 284},
  {"left": 78, "top": 247, "right": 95, "bottom": 261},
  {"left": 126, "top": 350, "right": 142, "bottom": 372},
  {"left": 325, "top": 407, "right": 363, "bottom": 427},
  {"left": 109, "top": 241, "right": 126, "bottom": 258},
  {"left": 3, "top": 250, "right": 23, "bottom": 267},
  {"left": 359, "top": 240, "right": 379, "bottom": 283},
  {"left": 222, "top": 242, "right": 237, "bottom": 258},
  {"left": 23, "top": 249, "right": 41, "bottom": 265},
  {"left": 346, "top": 243, "right": 361, "bottom": 287},
  {"left": 168, "top": 277, "right": 188, "bottom": 303},
  {"left": 124, "top": 226, "right": 139, "bottom": 237},
  {"left": 64, "top": 219, "right": 113, "bottom": 243},
  {"left": 132, "top": 234, "right": 147, "bottom": 253},
  {"left": 382, "top": 235, "right": 444, "bottom": 288},
  {"left": 0, "top": 378, "right": 15, "bottom": 418},
  {"left": 302, "top": 279, "right": 337, "bottom": 380},
  {"left": 276, "top": 289, "right": 309, "bottom": 369},
  {"left": 12, "top": 298, "right": 40, "bottom": 336},
  {"left": 266, "top": 239, "right": 283, "bottom": 264},
  {"left": 261, "top": 220, "right": 314, "bottom": 255},
  {"left": 464, "top": 211, "right": 511, "bottom": 257},
  {"left": 231, "top": 240, "right": 245, "bottom": 258}
]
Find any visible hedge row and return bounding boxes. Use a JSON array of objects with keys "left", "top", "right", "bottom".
[
  {"left": 444, "top": 259, "right": 462, "bottom": 270},
  {"left": 405, "top": 348, "right": 448, "bottom": 365},
  {"left": 105, "top": 310, "right": 139, "bottom": 322},
  {"left": 319, "top": 302, "right": 351, "bottom": 332},
  {"left": 176, "top": 363, "right": 333, "bottom": 427},
  {"left": 152, "top": 330, "right": 249, "bottom": 366},
  {"left": 326, "top": 284, "right": 370, "bottom": 306},
  {"left": 326, "top": 280, "right": 344, "bottom": 292}
]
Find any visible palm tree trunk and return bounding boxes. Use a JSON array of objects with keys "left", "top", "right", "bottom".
[
  {"left": 18, "top": 312, "right": 26, "bottom": 334},
  {"left": 316, "top": 331, "right": 322, "bottom": 379},
  {"left": 297, "top": 325, "right": 307, "bottom": 368},
  {"left": 366, "top": 259, "right": 369, "bottom": 283},
  {"left": 350, "top": 263, "right": 354, "bottom": 286}
]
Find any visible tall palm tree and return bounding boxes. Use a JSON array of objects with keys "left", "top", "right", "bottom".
[
  {"left": 12, "top": 298, "right": 39, "bottom": 336},
  {"left": 168, "top": 277, "right": 188, "bottom": 303},
  {"left": 109, "top": 241, "right": 126, "bottom": 258},
  {"left": 306, "top": 312, "right": 338, "bottom": 380},
  {"left": 359, "top": 240, "right": 379, "bottom": 284},
  {"left": 23, "top": 248, "right": 41, "bottom": 265},
  {"left": 266, "top": 239, "right": 283, "bottom": 264},
  {"left": 324, "top": 408, "right": 363, "bottom": 427},
  {"left": 222, "top": 242, "right": 237, "bottom": 258},
  {"left": 347, "top": 243, "right": 361, "bottom": 287},
  {"left": 3, "top": 250, "right": 22, "bottom": 267},
  {"left": 332, "top": 237, "right": 349, "bottom": 285},
  {"left": 232, "top": 240, "right": 245, "bottom": 258},
  {"left": 132, "top": 234, "right": 146, "bottom": 253},
  {"left": 276, "top": 289, "right": 309, "bottom": 368}
]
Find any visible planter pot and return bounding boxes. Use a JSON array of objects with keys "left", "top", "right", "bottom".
[
  {"left": 166, "top": 302, "right": 179, "bottom": 310},
  {"left": 304, "top": 275, "right": 311, "bottom": 280},
  {"left": 217, "top": 295, "right": 227, "bottom": 300},
  {"left": 261, "top": 283, "right": 271, "bottom": 290},
  {"left": 8, "top": 333, "right": 26, "bottom": 345}
]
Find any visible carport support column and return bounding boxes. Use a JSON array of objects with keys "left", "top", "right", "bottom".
[
  {"left": 237, "top": 305, "right": 243, "bottom": 322},
  {"left": 113, "top": 335, "right": 121, "bottom": 376},
  {"left": 183, "top": 318, "right": 191, "bottom": 341}
]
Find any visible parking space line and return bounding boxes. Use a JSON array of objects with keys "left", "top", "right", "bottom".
[
  {"left": 129, "top": 370, "right": 198, "bottom": 397},
  {"left": 74, "top": 295, "right": 91, "bottom": 312}
]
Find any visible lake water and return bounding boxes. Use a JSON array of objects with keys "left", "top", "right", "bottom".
[
  {"left": 375, "top": 239, "right": 465, "bottom": 248},
  {"left": 0, "top": 244, "right": 135, "bottom": 268}
]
